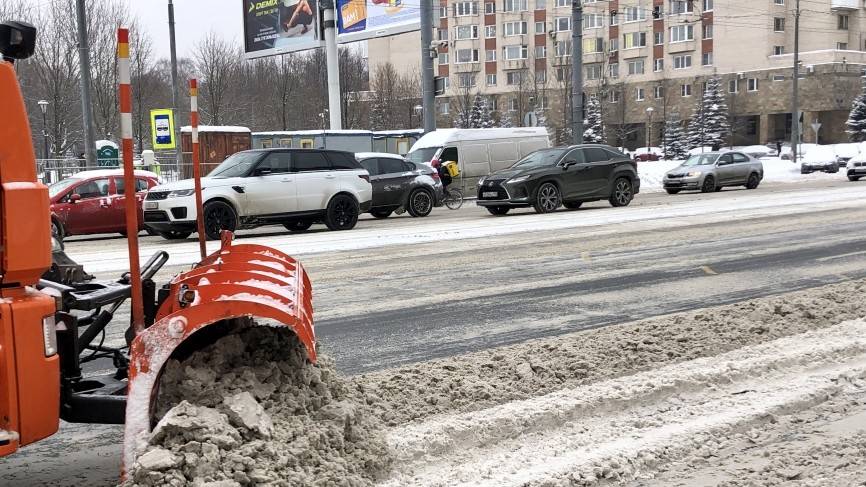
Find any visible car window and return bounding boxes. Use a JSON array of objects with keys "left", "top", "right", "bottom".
[
  {"left": 718, "top": 154, "right": 733, "bottom": 165},
  {"left": 402, "top": 161, "right": 417, "bottom": 172},
  {"left": 584, "top": 147, "right": 611, "bottom": 163},
  {"left": 259, "top": 152, "right": 292, "bottom": 174},
  {"left": 563, "top": 149, "right": 586, "bottom": 164},
  {"left": 292, "top": 151, "right": 331, "bottom": 172},
  {"left": 514, "top": 148, "right": 568, "bottom": 168},
  {"left": 360, "top": 159, "right": 379, "bottom": 176},
  {"left": 209, "top": 151, "right": 264, "bottom": 178},
  {"left": 732, "top": 153, "right": 750, "bottom": 163},
  {"left": 604, "top": 148, "right": 626, "bottom": 159},
  {"left": 49, "top": 178, "right": 81, "bottom": 199},
  {"left": 115, "top": 177, "right": 151, "bottom": 195},
  {"left": 328, "top": 152, "right": 362, "bottom": 170},
  {"left": 379, "top": 158, "right": 406, "bottom": 175},
  {"left": 74, "top": 178, "right": 110, "bottom": 199}
]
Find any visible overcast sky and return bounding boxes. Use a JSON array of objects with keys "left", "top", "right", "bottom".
[{"left": 128, "top": 0, "right": 243, "bottom": 59}]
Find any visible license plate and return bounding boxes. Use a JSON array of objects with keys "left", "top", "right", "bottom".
[
  {"left": 482, "top": 191, "right": 499, "bottom": 198},
  {"left": 144, "top": 202, "right": 158, "bottom": 210}
]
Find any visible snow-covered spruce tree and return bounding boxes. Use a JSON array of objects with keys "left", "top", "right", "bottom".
[
  {"left": 499, "top": 113, "right": 513, "bottom": 128},
  {"left": 369, "top": 97, "right": 387, "bottom": 131},
  {"left": 687, "top": 76, "right": 729, "bottom": 150},
  {"left": 663, "top": 114, "right": 688, "bottom": 160},
  {"left": 452, "top": 107, "right": 470, "bottom": 129},
  {"left": 846, "top": 78, "right": 866, "bottom": 142},
  {"left": 469, "top": 95, "right": 496, "bottom": 128},
  {"left": 582, "top": 95, "right": 605, "bottom": 144}
]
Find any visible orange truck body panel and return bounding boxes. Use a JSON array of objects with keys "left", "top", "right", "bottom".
[{"left": 0, "top": 59, "right": 60, "bottom": 457}]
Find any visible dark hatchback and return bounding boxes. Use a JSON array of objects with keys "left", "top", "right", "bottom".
[
  {"left": 356, "top": 152, "right": 444, "bottom": 218},
  {"left": 476, "top": 145, "right": 640, "bottom": 215}
]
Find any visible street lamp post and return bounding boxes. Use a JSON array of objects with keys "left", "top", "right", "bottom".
[
  {"left": 646, "top": 106, "right": 655, "bottom": 149},
  {"left": 38, "top": 99, "right": 49, "bottom": 160}
]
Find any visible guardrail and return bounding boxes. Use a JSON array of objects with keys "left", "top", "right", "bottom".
[{"left": 36, "top": 158, "right": 195, "bottom": 185}]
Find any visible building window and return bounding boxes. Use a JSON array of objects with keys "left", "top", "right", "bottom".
[
  {"left": 774, "top": 0, "right": 784, "bottom": 4},
  {"left": 556, "top": 0, "right": 568, "bottom": 7},
  {"left": 535, "top": 70, "right": 547, "bottom": 83},
  {"left": 670, "top": 25, "right": 694, "bottom": 42},
  {"left": 538, "top": 96, "right": 548, "bottom": 109},
  {"left": 555, "top": 40, "right": 572, "bottom": 57},
  {"left": 772, "top": 74, "right": 785, "bottom": 82},
  {"left": 535, "top": 21, "right": 545, "bottom": 33},
  {"left": 487, "top": 74, "right": 497, "bottom": 85},
  {"left": 609, "top": 90, "right": 620, "bottom": 103},
  {"left": 486, "top": 49, "right": 496, "bottom": 61},
  {"left": 503, "top": 0, "right": 528, "bottom": 12},
  {"left": 610, "top": 12, "right": 619, "bottom": 25},
  {"left": 505, "top": 44, "right": 529, "bottom": 59},
  {"left": 609, "top": 63, "right": 619, "bottom": 78},
  {"left": 535, "top": 45, "right": 547, "bottom": 58},
  {"left": 456, "top": 25, "right": 480, "bottom": 39},
  {"left": 454, "top": 1, "right": 479, "bottom": 16},
  {"left": 582, "top": 37, "right": 604, "bottom": 53},
  {"left": 509, "top": 98, "right": 519, "bottom": 111},
  {"left": 673, "top": 54, "right": 692, "bottom": 69},
  {"left": 438, "top": 28, "right": 448, "bottom": 41},
  {"left": 504, "top": 21, "right": 528, "bottom": 36},
  {"left": 838, "top": 42, "right": 849, "bottom": 50},
  {"left": 669, "top": 0, "right": 693, "bottom": 14},
  {"left": 586, "top": 63, "right": 602, "bottom": 80},
  {"left": 535, "top": 0, "right": 546, "bottom": 9},
  {"left": 438, "top": 52, "right": 449, "bottom": 64},
  {"left": 458, "top": 73, "right": 476, "bottom": 88},
  {"left": 439, "top": 6, "right": 447, "bottom": 18},
  {"left": 624, "top": 32, "right": 647, "bottom": 49},
  {"left": 702, "top": 52, "right": 713, "bottom": 66},
  {"left": 485, "top": 25, "right": 496, "bottom": 38},
  {"left": 654, "top": 58, "right": 664, "bottom": 72},
  {"left": 703, "top": 25, "right": 713, "bottom": 39},
  {"left": 456, "top": 49, "right": 480, "bottom": 63},
  {"left": 729, "top": 79, "right": 738, "bottom": 93},
  {"left": 488, "top": 97, "right": 498, "bottom": 110},
  {"left": 609, "top": 38, "right": 619, "bottom": 52},
  {"left": 635, "top": 87, "right": 645, "bottom": 101},
  {"left": 439, "top": 101, "right": 450, "bottom": 114},
  {"left": 773, "top": 45, "right": 785, "bottom": 55},
  {"left": 627, "top": 59, "right": 645, "bottom": 75},
  {"left": 702, "top": 0, "right": 713, "bottom": 11},
  {"left": 556, "top": 17, "right": 571, "bottom": 31},
  {"left": 774, "top": 17, "right": 785, "bottom": 32},
  {"left": 654, "top": 85, "right": 664, "bottom": 98},
  {"left": 747, "top": 78, "right": 759, "bottom": 91},
  {"left": 583, "top": 14, "right": 604, "bottom": 29},
  {"left": 839, "top": 15, "right": 849, "bottom": 30},
  {"left": 556, "top": 66, "right": 567, "bottom": 81},
  {"left": 654, "top": 31, "right": 664, "bottom": 45},
  {"left": 623, "top": 7, "right": 646, "bottom": 22},
  {"left": 681, "top": 84, "right": 692, "bottom": 96}
]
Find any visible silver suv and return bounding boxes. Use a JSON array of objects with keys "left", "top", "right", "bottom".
[{"left": 663, "top": 152, "right": 764, "bottom": 194}]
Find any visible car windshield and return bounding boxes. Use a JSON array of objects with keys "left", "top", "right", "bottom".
[
  {"left": 48, "top": 178, "right": 81, "bottom": 198},
  {"left": 682, "top": 154, "right": 720, "bottom": 167},
  {"left": 512, "top": 149, "right": 567, "bottom": 169},
  {"left": 208, "top": 151, "right": 263, "bottom": 178},
  {"left": 406, "top": 147, "right": 440, "bottom": 164}
]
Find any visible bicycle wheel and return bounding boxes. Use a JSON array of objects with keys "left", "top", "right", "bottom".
[{"left": 444, "top": 188, "right": 464, "bottom": 210}]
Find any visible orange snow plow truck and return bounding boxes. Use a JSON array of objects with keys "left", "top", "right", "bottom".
[{"left": 0, "top": 19, "right": 316, "bottom": 472}]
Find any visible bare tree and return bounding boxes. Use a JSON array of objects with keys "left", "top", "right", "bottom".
[
  {"left": 194, "top": 32, "right": 239, "bottom": 125},
  {"left": 87, "top": 0, "right": 130, "bottom": 140},
  {"left": 130, "top": 26, "right": 157, "bottom": 153}
]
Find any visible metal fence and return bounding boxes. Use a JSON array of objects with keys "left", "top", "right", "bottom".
[{"left": 36, "top": 157, "right": 195, "bottom": 185}]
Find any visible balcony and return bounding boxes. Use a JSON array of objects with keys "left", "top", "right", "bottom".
[
  {"left": 831, "top": 0, "right": 858, "bottom": 10},
  {"left": 454, "top": 62, "right": 482, "bottom": 72},
  {"left": 668, "top": 40, "right": 697, "bottom": 54}
]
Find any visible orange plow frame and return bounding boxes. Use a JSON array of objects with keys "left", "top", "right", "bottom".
[{"left": 122, "top": 232, "right": 316, "bottom": 470}]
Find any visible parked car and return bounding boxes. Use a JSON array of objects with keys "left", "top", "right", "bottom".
[
  {"left": 846, "top": 153, "right": 866, "bottom": 181},
  {"left": 48, "top": 169, "right": 160, "bottom": 240},
  {"left": 632, "top": 147, "right": 663, "bottom": 162},
  {"left": 663, "top": 152, "right": 763, "bottom": 194},
  {"left": 143, "top": 149, "right": 372, "bottom": 240},
  {"left": 355, "top": 152, "right": 443, "bottom": 218},
  {"left": 800, "top": 146, "right": 839, "bottom": 174},
  {"left": 476, "top": 145, "right": 640, "bottom": 215}
]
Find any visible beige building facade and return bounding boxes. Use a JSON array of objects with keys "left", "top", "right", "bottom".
[{"left": 368, "top": 0, "right": 866, "bottom": 148}]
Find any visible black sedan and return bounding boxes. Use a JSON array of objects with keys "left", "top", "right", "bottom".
[
  {"left": 476, "top": 145, "right": 640, "bottom": 215},
  {"left": 356, "top": 152, "right": 444, "bottom": 218}
]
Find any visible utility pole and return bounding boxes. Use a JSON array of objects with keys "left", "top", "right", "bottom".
[
  {"left": 571, "top": 0, "right": 584, "bottom": 144},
  {"left": 168, "top": 0, "right": 183, "bottom": 167},
  {"left": 322, "top": 1, "right": 342, "bottom": 130},
  {"left": 75, "top": 0, "right": 98, "bottom": 168},
  {"left": 420, "top": 0, "right": 436, "bottom": 133},
  {"left": 791, "top": 0, "right": 801, "bottom": 162}
]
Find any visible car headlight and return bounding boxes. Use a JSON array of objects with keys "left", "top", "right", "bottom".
[
  {"left": 686, "top": 171, "right": 702, "bottom": 178},
  {"left": 477, "top": 176, "right": 487, "bottom": 187},
  {"left": 168, "top": 189, "right": 195, "bottom": 198},
  {"left": 508, "top": 175, "right": 531, "bottom": 184}
]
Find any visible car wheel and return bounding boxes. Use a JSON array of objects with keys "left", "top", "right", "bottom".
[
  {"left": 715, "top": 186, "right": 723, "bottom": 192},
  {"left": 283, "top": 219, "right": 313, "bottom": 232},
  {"left": 486, "top": 206, "right": 510, "bottom": 216},
  {"left": 665, "top": 189, "right": 681, "bottom": 195},
  {"left": 203, "top": 200, "right": 238, "bottom": 240},
  {"left": 51, "top": 219, "right": 64, "bottom": 241},
  {"left": 158, "top": 230, "right": 192, "bottom": 240},
  {"left": 849, "top": 176, "right": 862, "bottom": 182},
  {"left": 407, "top": 189, "right": 433, "bottom": 217},
  {"left": 533, "top": 182, "right": 561, "bottom": 214},
  {"left": 609, "top": 178, "right": 634, "bottom": 207},
  {"left": 700, "top": 176, "right": 716, "bottom": 193},
  {"left": 370, "top": 208, "right": 393, "bottom": 219},
  {"left": 746, "top": 173, "right": 760, "bottom": 189},
  {"left": 563, "top": 201, "right": 583, "bottom": 210},
  {"left": 145, "top": 227, "right": 158, "bottom": 236},
  {"left": 801, "top": 168, "right": 811, "bottom": 174},
  {"left": 324, "top": 194, "right": 359, "bottom": 231}
]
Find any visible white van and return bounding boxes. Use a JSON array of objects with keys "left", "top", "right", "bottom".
[{"left": 406, "top": 128, "right": 550, "bottom": 187}]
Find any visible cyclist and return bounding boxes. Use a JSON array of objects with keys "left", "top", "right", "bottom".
[{"left": 437, "top": 160, "right": 453, "bottom": 192}]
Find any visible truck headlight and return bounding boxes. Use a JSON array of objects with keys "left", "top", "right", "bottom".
[
  {"left": 43, "top": 315, "right": 57, "bottom": 357},
  {"left": 168, "top": 189, "right": 195, "bottom": 198}
]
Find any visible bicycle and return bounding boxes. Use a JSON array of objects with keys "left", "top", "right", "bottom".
[{"left": 442, "top": 186, "right": 464, "bottom": 210}]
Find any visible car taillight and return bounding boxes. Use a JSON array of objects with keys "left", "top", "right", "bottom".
[
  {"left": 431, "top": 158, "right": 440, "bottom": 168},
  {"left": 358, "top": 174, "right": 370, "bottom": 183}
]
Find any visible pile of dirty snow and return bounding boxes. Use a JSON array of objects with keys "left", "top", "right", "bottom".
[{"left": 125, "top": 326, "right": 391, "bottom": 486}]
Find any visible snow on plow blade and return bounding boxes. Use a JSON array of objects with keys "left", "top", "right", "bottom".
[{"left": 122, "top": 232, "right": 315, "bottom": 470}]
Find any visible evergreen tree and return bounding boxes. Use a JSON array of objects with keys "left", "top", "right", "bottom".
[
  {"left": 499, "top": 113, "right": 513, "bottom": 128},
  {"left": 468, "top": 95, "right": 495, "bottom": 128},
  {"left": 369, "top": 97, "right": 387, "bottom": 131},
  {"left": 686, "top": 76, "right": 730, "bottom": 149},
  {"left": 847, "top": 79, "right": 866, "bottom": 142},
  {"left": 663, "top": 114, "right": 688, "bottom": 160},
  {"left": 582, "top": 95, "right": 605, "bottom": 144},
  {"left": 452, "top": 107, "right": 471, "bottom": 129}
]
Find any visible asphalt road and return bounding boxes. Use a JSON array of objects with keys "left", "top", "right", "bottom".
[{"left": 2, "top": 178, "right": 865, "bottom": 485}]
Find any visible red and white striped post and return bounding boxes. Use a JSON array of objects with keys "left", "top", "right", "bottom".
[
  {"left": 190, "top": 79, "right": 207, "bottom": 260},
  {"left": 118, "top": 28, "right": 144, "bottom": 334}
]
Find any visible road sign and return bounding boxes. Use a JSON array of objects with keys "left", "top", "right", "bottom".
[
  {"left": 523, "top": 112, "right": 538, "bottom": 127},
  {"left": 811, "top": 121, "right": 822, "bottom": 135},
  {"left": 150, "top": 109, "right": 176, "bottom": 150}
]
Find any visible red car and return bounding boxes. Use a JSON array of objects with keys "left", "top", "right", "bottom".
[{"left": 48, "top": 169, "right": 161, "bottom": 239}]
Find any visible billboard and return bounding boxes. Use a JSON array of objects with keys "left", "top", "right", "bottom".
[
  {"left": 336, "top": 0, "right": 421, "bottom": 43},
  {"left": 150, "top": 109, "right": 176, "bottom": 150},
  {"left": 243, "top": 0, "right": 323, "bottom": 58}
]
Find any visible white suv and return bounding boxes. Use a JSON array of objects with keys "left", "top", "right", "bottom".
[{"left": 143, "top": 149, "right": 372, "bottom": 240}]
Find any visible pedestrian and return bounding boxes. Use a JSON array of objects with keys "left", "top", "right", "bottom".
[
  {"left": 711, "top": 142, "right": 721, "bottom": 151},
  {"left": 776, "top": 140, "right": 782, "bottom": 155}
]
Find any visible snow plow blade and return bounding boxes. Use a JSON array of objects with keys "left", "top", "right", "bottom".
[{"left": 122, "top": 232, "right": 315, "bottom": 470}]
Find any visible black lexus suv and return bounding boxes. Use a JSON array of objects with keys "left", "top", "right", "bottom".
[{"left": 476, "top": 145, "right": 640, "bottom": 215}]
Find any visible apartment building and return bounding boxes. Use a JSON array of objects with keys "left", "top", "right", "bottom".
[{"left": 368, "top": 0, "right": 866, "bottom": 147}]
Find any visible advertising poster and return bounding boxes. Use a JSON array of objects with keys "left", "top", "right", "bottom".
[
  {"left": 336, "top": 0, "right": 421, "bottom": 43},
  {"left": 149, "top": 109, "right": 176, "bottom": 150},
  {"left": 243, "top": 0, "right": 322, "bottom": 57}
]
